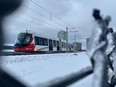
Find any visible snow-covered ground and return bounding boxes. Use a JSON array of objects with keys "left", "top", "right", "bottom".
[{"left": 0, "top": 52, "right": 93, "bottom": 87}]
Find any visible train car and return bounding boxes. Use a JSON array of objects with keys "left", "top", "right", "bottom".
[{"left": 14, "top": 30, "right": 71, "bottom": 53}]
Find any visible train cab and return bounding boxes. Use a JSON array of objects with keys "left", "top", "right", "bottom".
[{"left": 14, "top": 31, "right": 35, "bottom": 52}]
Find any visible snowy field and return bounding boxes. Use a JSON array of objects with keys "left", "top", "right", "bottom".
[{"left": 0, "top": 52, "right": 93, "bottom": 87}]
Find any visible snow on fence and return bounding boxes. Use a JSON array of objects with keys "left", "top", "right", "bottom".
[{"left": 0, "top": 1, "right": 116, "bottom": 87}]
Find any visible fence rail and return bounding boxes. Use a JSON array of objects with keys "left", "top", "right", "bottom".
[{"left": 37, "top": 66, "right": 93, "bottom": 87}]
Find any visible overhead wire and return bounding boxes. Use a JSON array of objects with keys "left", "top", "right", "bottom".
[
  {"left": 12, "top": 11, "right": 63, "bottom": 30},
  {"left": 23, "top": 5, "right": 65, "bottom": 28},
  {"left": 18, "top": 11, "right": 63, "bottom": 30},
  {"left": 12, "top": 0, "right": 76, "bottom": 33},
  {"left": 30, "top": 0, "right": 73, "bottom": 28}
]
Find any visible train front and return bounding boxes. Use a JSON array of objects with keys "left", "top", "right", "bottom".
[{"left": 14, "top": 32, "right": 35, "bottom": 52}]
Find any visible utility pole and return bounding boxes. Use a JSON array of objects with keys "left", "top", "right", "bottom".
[
  {"left": 66, "top": 26, "right": 68, "bottom": 52},
  {"left": 66, "top": 27, "right": 76, "bottom": 52},
  {"left": 74, "top": 34, "right": 76, "bottom": 44},
  {"left": 74, "top": 34, "right": 77, "bottom": 52}
]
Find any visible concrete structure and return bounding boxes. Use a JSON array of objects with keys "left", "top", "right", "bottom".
[{"left": 73, "top": 42, "right": 82, "bottom": 52}]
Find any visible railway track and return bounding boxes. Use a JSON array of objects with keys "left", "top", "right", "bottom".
[
  {"left": 1, "top": 48, "right": 85, "bottom": 56},
  {"left": 1, "top": 52, "right": 34, "bottom": 56},
  {"left": 1, "top": 51, "right": 74, "bottom": 56}
]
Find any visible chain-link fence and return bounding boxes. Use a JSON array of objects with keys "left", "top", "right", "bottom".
[{"left": 0, "top": 1, "right": 116, "bottom": 87}]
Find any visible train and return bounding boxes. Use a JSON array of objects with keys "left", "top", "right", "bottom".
[{"left": 14, "top": 30, "right": 74, "bottom": 53}]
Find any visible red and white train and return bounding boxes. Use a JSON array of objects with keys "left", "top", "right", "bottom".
[{"left": 14, "top": 30, "right": 74, "bottom": 53}]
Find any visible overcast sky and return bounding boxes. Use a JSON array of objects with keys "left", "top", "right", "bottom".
[{"left": 3, "top": 0, "right": 116, "bottom": 44}]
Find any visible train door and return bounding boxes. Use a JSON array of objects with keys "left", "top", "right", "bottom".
[
  {"left": 57, "top": 41, "right": 60, "bottom": 51},
  {"left": 49, "top": 39, "right": 53, "bottom": 51},
  {"left": 59, "top": 39, "right": 62, "bottom": 51}
]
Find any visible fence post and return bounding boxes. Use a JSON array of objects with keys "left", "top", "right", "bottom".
[
  {"left": 93, "top": 51, "right": 109, "bottom": 87},
  {"left": 89, "top": 9, "right": 111, "bottom": 87}
]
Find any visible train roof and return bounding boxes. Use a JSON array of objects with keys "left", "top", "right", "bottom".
[
  {"left": 34, "top": 33, "right": 66, "bottom": 42},
  {"left": 34, "top": 32, "right": 58, "bottom": 40},
  {"left": 19, "top": 30, "right": 65, "bottom": 41}
]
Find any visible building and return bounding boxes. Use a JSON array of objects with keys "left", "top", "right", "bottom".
[{"left": 73, "top": 42, "right": 82, "bottom": 52}]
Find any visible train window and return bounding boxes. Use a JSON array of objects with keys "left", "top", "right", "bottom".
[
  {"left": 49, "top": 39, "right": 52, "bottom": 46},
  {"left": 22, "top": 34, "right": 32, "bottom": 44},
  {"left": 35, "top": 37, "right": 42, "bottom": 45},
  {"left": 24, "top": 36, "right": 31, "bottom": 44},
  {"left": 63, "top": 42, "right": 65, "bottom": 47},
  {"left": 64, "top": 43, "right": 66, "bottom": 47},
  {"left": 53, "top": 40, "right": 56, "bottom": 47},
  {"left": 43, "top": 38, "right": 48, "bottom": 46},
  {"left": 65, "top": 43, "right": 67, "bottom": 48},
  {"left": 53, "top": 40, "right": 55, "bottom": 47},
  {"left": 15, "top": 33, "right": 32, "bottom": 44},
  {"left": 38, "top": 37, "right": 42, "bottom": 45},
  {"left": 35, "top": 37, "right": 48, "bottom": 46},
  {"left": 57, "top": 41, "right": 59, "bottom": 47},
  {"left": 55, "top": 40, "right": 57, "bottom": 47},
  {"left": 16, "top": 33, "right": 26, "bottom": 44},
  {"left": 35, "top": 37, "right": 38, "bottom": 45},
  {"left": 62, "top": 42, "right": 63, "bottom": 47}
]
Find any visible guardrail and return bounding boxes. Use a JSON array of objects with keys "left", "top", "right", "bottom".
[{"left": 0, "top": 1, "right": 116, "bottom": 87}]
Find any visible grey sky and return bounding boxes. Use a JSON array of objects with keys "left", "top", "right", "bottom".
[{"left": 3, "top": 0, "right": 116, "bottom": 44}]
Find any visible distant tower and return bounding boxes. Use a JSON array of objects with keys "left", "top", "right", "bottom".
[{"left": 86, "top": 38, "right": 91, "bottom": 50}]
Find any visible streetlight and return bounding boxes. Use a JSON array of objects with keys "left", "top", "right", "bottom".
[
  {"left": 66, "top": 26, "right": 75, "bottom": 52},
  {"left": 70, "top": 30, "right": 78, "bottom": 52}
]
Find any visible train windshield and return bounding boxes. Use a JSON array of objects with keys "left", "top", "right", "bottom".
[{"left": 14, "top": 33, "right": 32, "bottom": 47}]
